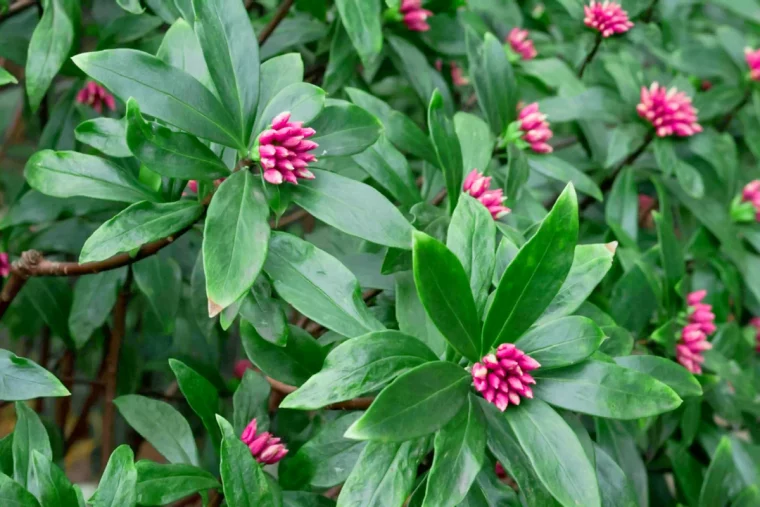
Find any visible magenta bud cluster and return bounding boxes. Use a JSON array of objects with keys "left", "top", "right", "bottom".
[
  {"left": 583, "top": 1, "right": 633, "bottom": 38},
  {"left": 518, "top": 102, "right": 553, "bottom": 154},
  {"left": 241, "top": 418, "right": 288, "bottom": 465},
  {"left": 463, "top": 169, "right": 511, "bottom": 220},
  {"left": 400, "top": 0, "right": 433, "bottom": 32},
  {"left": 746, "top": 47, "right": 760, "bottom": 82},
  {"left": 506, "top": 28, "right": 537, "bottom": 60},
  {"left": 676, "top": 290, "right": 715, "bottom": 374},
  {"left": 636, "top": 83, "right": 702, "bottom": 138},
  {"left": 741, "top": 180, "right": 760, "bottom": 222},
  {"left": 258, "top": 112, "right": 318, "bottom": 185},
  {"left": 76, "top": 81, "right": 116, "bottom": 114},
  {"left": 0, "top": 253, "right": 9, "bottom": 278},
  {"left": 472, "top": 343, "right": 540, "bottom": 412}
]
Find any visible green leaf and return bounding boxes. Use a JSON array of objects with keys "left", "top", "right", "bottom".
[
  {"left": 72, "top": 49, "right": 240, "bottom": 148},
  {"left": 25, "top": 0, "right": 79, "bottom": 112},
  {"left": 734, "top": 487, "right": 760, "bottom": 507},
  {"left": 514, "top": 316, "right": 604, "bottom": 370},
  {"left": 594, "top": 444, "right": 638, "bottom": 507},
  {"left": 233, "top": 369, "right": 271, "bottom": 435},
  {"left": 241, "top": 322, "right": 326, "bottom": 386},
  {"left": 338, "top": 438, "right": 429, "bottom": 507},
  {"left": 135, "top": 461, "right": 220, "bottom": 506},
  {"left": 90, "top": 445, "right": 137, "bottom": 507},
  {"left": 25, "top": 150, "right": 159, "bottom": 203},
  {"left": 264, "top": 232, "right": 384, "bottom": 337},
  {"left": 75, "top": 118, "right": 132, "bottom": 158},
  {"left": 279, "top": 413, "right": 366, "bottom": 490},
  {"left": 114, "top": 395, "right": 199, "bottom": 465},
  {"left": 504, "top": 399, "right": 600, "bottom": 507},
  {"left": 117, "top": 0, "right": 144, "bottom": 14},
  {"left": 239, "top": 277, "right": 288, "bottom": 346},
  {"left": 0, "top": 350, "right": 69, "bottom": 400},
  {"left": 387, "top": 35, "right": 453, "bottom": 114},
  {"left": 467, "top": 32, "right": 517, "bottom": 135},
  {"left": 281, "top": 330, "right": 438, "bottom": 410},
  {"left": 447, "top": 194, "right": 496, "bottom": 316},
  {"left": 614, "top": 355, "right": 702, "bottom": 398},
  {"left": 291, "top": 169, "right": 414, "bottom": 248},
  {"left": 413, "top": 231, "right": 482, "bottom": 361},
  {"left": 505, "top": 144, "right": 529, "bottom": 205},
  {"left": 308, "top": 103, "right": 382, "bottom": 157},
  {"left": 125, "top": 99, "right": 229, "bottom": 180},
  {"left": 31, "top": 451, "right": 79, "bottom": 507},
  {"left": 80, "top": 201, "right": 203, "bottom": 263},
  {"left": 596, "top": 419, "right": 647, "bottom": 507},
  {"left": 423, "top": 397, "right": 486, "bottom": 507},
  {"left": 133, "top": 256, "right": 182, "bottom": 333},
  {"left": 605, "top": 167, "right": 638, "bottom": 248},
  {"left": 169, "top": 359, "right": 221, "bottom": 451},
  {"left": 193, "top": 0, "right": 259, "bottom": 143},
  {"left": 396, "top": 271, "right": 447, "bottom": 358},
  {"left": 0, "top": 472, "right": 40, "bottom": 507},
  {"left": 536, "top": 243, "right": 615, "bottom": 325},
  {"left": 68, "top": 270, "right": 126, "bottom": 348},
  {"left": 454, "top": 112, "right": 494, "bottom": 173},
  {"left": 157, "top": 19, "right": 210, "bottom": 87},
  {"left": 217, "top": 416, "right": 275, "bottom": 507},
  {"left": 253, "top": 82, "right": 326, "bottom": 141},
  {"left": 251, "top": 53, "right": 304, "bottom": 131},
  {"left": 353, "top": 136, "right": 422, "bottom": 207},
  {"left": 603, "top": 124, "right": 648, "bottom": 169},
  {"left": 527, "top": 155, "right": 603, "bottom": 201},
  {"left": 323, "top": 20, "right": 359, "bottom": 94},
  {"left": 0, "top": 67, "right": 18, "bottom": 85},
  {"left": 428, "top": 89, "right": 464, "bottom": 214},
  {"left": 22, "top": 278, "right": 72, "bottom": 342},
  {"left": 533, "top": 360, "right": 682, "bottom": 419},
  {"left": 483, "top": 184, "right": 578, "bottom": 349},
  {"left": 13, "top": 402, "right": 52, "bottom": 489},
  {"left": 334, "top": 0, "right": 382, "bottom": 67},
  {"left": 699, "top": 437, "right": 734, "bottom": 507},
  {"left": 345, "top": 361, "right": 471, "bottom": 442},
  {"left": 675, "top": 160, "right": 705, "bottom": 199},
  {"left": 203, "top": 171, "right": 270, "bottom": 311},
  {"left": 653, "top": 137, "right": 678, "bottom": 177}
]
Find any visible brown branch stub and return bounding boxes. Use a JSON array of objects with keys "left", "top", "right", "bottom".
[
  {"left": 265, "top": 376, "right": 374, "bottom": 410},
  {"left": 0, "top": 0, "right": 36, "bottom": 23},
  {"left": 257, "top": 0, "right": 295, "bottom": 45}
]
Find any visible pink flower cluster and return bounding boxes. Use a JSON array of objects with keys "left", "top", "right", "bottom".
[
  {"left": 241, "top": 418, "right": 288, "bottom": 465},
  {"left": 636, "top": 83, "right": 702, "bottom": 138},
  {"left": 518, "top": 103, "right": 553, "bottom": 154},
  {"left": 258, "top": 112, "right": 318, "bottom": 185},
  {"left": 741, "top": 180, "right": 760, "bottom": 222},
  {"left": 676, "top": 290, "right": 715, "bottom": 374},
  {"left": 400, "top": 0, "right": 433, "bottom": 32},
  {"left": 583, "top": 1, "right": 633, "bottom": 38},
  {"left": 0, "top": 253, "right": 9, "bottom": 278},
  {"left": 186, "top": 178, "right": 225, "bottom": 194},
  {"left": 463, "top": 169, "right": 510, "bottom": 220},
  {"left": 472, "top": 343, "right": 540, "bottom": 412},
  {"left": 76, "top": 81, "right": 116, "bottom": 114},
  {"left": 750, "top": 318, "right": 760, "bottom": 353},
  {"left": 506, "top": 28, "right": 537, "bottom": 61},
  {"left": 745, "top": 47, "right": 760, "bottom": 81}
]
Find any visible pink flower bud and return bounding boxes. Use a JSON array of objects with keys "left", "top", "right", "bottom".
[
  {"left": 240, "top": 418, "right": 289, "bottom": 465},
  {"left": 400, "top": 0, "right": 433, "bottom": 32},
  {"left": 745, "top": 47, "right": 760, "bottom": 82},
  {"left": 472, "top": 345, "right": 539, "bottom": 412},
  {"left": 462, "top": 169, "right": 511, "bottom": 220},
  {"left": 0, "top": 253, "right": 9, "bottom": 278},
  {"left": 233, "top": 359, "right": 253, "bottom": 379},
  {"left": 76, "top": 81, "right": 117, "bottom": 114},
  {"left": 506, "top": 28, "right": 537, "bottom": 60},
  {"left": 518, "top": 103, "right": 554, "bottom": 154},
  {"left": 686, "top": 290, "right": 707, "bottom": 305},
  {"left": 637, "top": 83, "right": 702, "bottom": 138},
  {"left": 257, "top": 111, "right": 318, "bottom": 185},
  {"left": 583, "top": 1, "right": 633, "bottom": 38}
]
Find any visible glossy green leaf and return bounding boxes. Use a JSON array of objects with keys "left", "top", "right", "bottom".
[
  {"left": 72, "top": 49, "right": 240, "bottom": 147},
  {"left": 125, "top": 99, "right": 229, "bottom": 180},
  {"left": 527, "top": 155, "right": 603, "bottom": 201},
  {"left": 0, "top": 67, "right": 18, "bottom": 85},
  {"left": 241, "top": 322, "right": 326, "bottom": 386},
  {"left": 13, "top": 402, "right": 52, "bottom": 489},
  {"left": 483, "top": 184, "right": 578, "bottom": 349},
  {"left": 291, "top": 169, "right": 415, "bottom": 249},
  {"left": 614, "top": 355, "right": 702, "bottom": 398},
  {"left": 133, "top": 256, "right": 182, "bottom": 333},
  {"left": 603, "top": 124, "right": 648, "bottom": 169},
  {"left": 68, "top": 269, "right": 126, "bottom": 348},
  {"left": 423, "top": 397, "right": 486, "bottom": 507},
  {"left": 193, "top": 0, "right": 259, "bottom": 143},
  {"left": 514, "top": 316, "right": 604, "bottom": 370},
  {"left": 253, "top": 82, "right": 325, "bottom": 140},
  {"left": 169, "top": 359, "right": 221, "bottom": 450},
  {"left": 699, "top": 437, "right": 735, "bottom": 507},
  {"left": 454, "top": 112, "right": 494, "bottom": 173},
  {"left": 239, "top": 277, "right": 288, "bottom": 346},
  {"left": 594, "top": 444, "right": 638, "bottom": 507},
  {"left": 157, "top": 18, "right": 211, "bottom": 87},
  {"left": 353, "top": 135, "right": 422, "bottom": 206},
  {"left": 233, "top": 369, "right": 271, "bottom": 435},
  {"left": 279, "top": 412, "right": 366, "bottom": 490},
  {"left": 31, "top": 451, "right": 79, "bottom": 507},
  {"left": 447, "top": 194, "right": 496, "bottom": 316},
  {"left": 217, "top": 416, "right": 275, "bottom": 507},
  {"left": 90, "top": 445, "right": 137, "bottom": 507},
  {"left": 0, "top": 472, "right": 40, "bottom": 507},
  {"left": 596, "top": 419, "right": 647, "bottom": 507},
  {"left": 251, "top": 53, "right": 304, "bottom": 132},
  {"left": 0, "top": 350, "right": 69, "bottom": 401},
  {"left": 22, "top": 278, "right": 72, "bottom": 342},
  {"left": 116, "top": 0, "right": 143, "bottom": 14},
  {"left": 308, "top": 103, "right": 382, "bottom": 157},
  {"left": 345, "top": 361, "right": 471, "bottom": 441},
  {"left": 75, "top": 118, "right": 131, "bottom": 158},
  {"left": 80, "top": 201, "right": 203, "bottom": 263},
  {"left": 428, "top": 89, "right": 464, "bottom": 214},
  {"left": 135, "top": 461, "right": 220, "bottom": 506},
  {"left": 281, "top": 330, "right": 437, "bottom": 410},
  {"left": 323, "top": 20, "right": 358, "bottom": 94},
  {"left": 334, "top": 0, "right": 382, "bottom": 67},
  {"left": 114, "top": 395, "right": 199, "bottom": 465},
  {"left": 533, "top": 360, "right": 682, "bottom": 419},
  {"left": 605, "top": 167, "right": 638, "bottom": 248},
  {"left": 413, "top": 231, "right": 481, "bottom": 361},
  {"left": 668, "top": 444, "right": 705, "bottom": 506},
  {"left": 387, "top": 35, "right": 453, "bottom": 114},
  {"left": 265, "top": 232, "right": 384, "bottom": 337},
  {"left": 675, "top": 160, "right": 705, "bottom": 199},
  {"left": 505, "top": 399, "right": 600, "bottom": 507},
  {"left": 338, "top": 438, "right": 429, "bottom": 507},
  {"left": 467, "top": 32, "right": 516, "bottom": 135},
  {"left": 537, "top": 243, "right": 615, "bottom": 325},
  {"left": 203, "top": 171, "right": 270, "bottom": 311},
  {"left": 504, "top": 143, "right": 529, "bottom": 205},
  {"left": 25, "top": 0, "right": 79, "bottom": 112},
  {"left": 395, "top": 271, "right": 447, "bottom": 358},
  {"left": 653, "top": 137, "right": 678, "bottom": 177},
  {"left": 25, "top": 150, "right": 159, "bottom": 203}
]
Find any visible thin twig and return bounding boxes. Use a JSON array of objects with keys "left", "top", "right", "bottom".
[
  {"left": 642, "top": 0, "right": 658, "bottom": 22},
  {"left": 257, "top": 0, "right": 294, "bottom": 45},
  {"left": 578, "top": 33, "right": 603, "bottom": 78},
  {"left": 33, "top": 327, "right": 51, "bottom": 413},
  {"left": 0, "top": 0, "right": 36, "bottom": 23},
  {"left": 56, "top": 350, "right": 75, "bottom": 429}
]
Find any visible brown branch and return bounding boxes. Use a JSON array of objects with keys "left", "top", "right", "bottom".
[
  {"left": 0, "top": 0, "right": 36, "bottom": 23},
  {"left": 55, "top": 350, "right": 75, "bottom": 430},
  {"left": 578, "top": 33, "right": 603, "bottom": 78},
  {"left": 33, "top": 327, "right": 51, "bottom": 413},
  {"left": 257, "top": 0, "right": 294, "bottom": 45}
]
